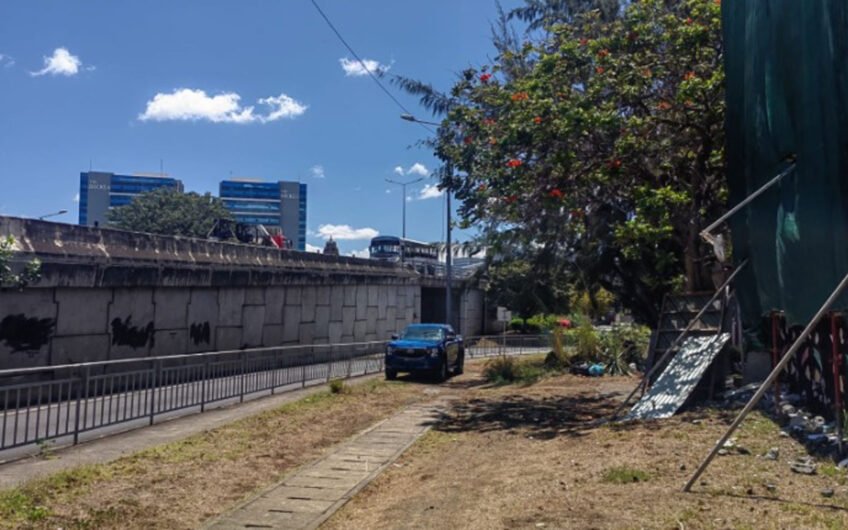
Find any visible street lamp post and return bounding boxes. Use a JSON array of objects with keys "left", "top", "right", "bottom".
[
  {"left": 400, "top": 113, "right": 454, "bottom": 328},
  {"left": 38, "top": 209, "right": 68, "bottom": 221},
  {"left": 384, "top": 177, "right": 424, "bottom": 239}
]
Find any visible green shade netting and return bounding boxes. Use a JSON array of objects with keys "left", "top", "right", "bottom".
[{"left": 723, "top": 1, "right": 848, "bottom": 327}]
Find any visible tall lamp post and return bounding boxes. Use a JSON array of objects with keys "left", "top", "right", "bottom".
[
  {"left": 384, "top": 176, "right": 423, "bottom": 239},
  {"left": 400, "top": 113, "right": 454, "bottom": 329},
  {"left": 38, "top": 209, "right": 68, "bottom": 221}
]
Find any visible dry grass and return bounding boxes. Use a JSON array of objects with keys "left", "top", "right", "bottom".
[
  {"left": 0, "top": 378, "right": 428, "bottom": 529},
  {"left": 325, "top": 365, "right": 848, "bottom": 530}
]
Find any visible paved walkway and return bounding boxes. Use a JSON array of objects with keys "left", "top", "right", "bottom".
[
  {"left": 0, "top": 374, "right": 379, "bottom": 490},
  {"left": 205, "top": 400, "right": 447, "bottom": 530}
]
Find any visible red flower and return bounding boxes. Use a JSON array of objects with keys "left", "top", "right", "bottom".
[
  {"left": 533, "top": 116, "right": 542, "bottom": 124},
  {"left": 579, "top": 38, "right": 589, "bottom": 46},
  {"left": 479, "top": 73, "right": 492, "bottom": 83},
  {"left": 685, "top": 17, "right": 693, "bottom": 25},
  {"left": 549, "top": 189, "right": 564, "bottom": 199},
  {"left": 511, "top": 92, "right": 529, "bottom": 102},
  {"left": 478, "top": 184, "right": 487, "bottom": 192},
  {"left": 464, "top": 136, "right": 474, "bottom": 145},
  {"left": 595, "top": 66, "right": 605, "bottom": 75},
  {"left": 505, "top": 195, "right": 518, "bottom": 204},
  {"left": 506, "top": 159, "right": 523, "bottom": 168},
  {"left": 483, "top": 118, "right": 496, "bottom": 126},
  {"left": 608, "top": 159, "right": 622, "bottom": 170},
  {"left": 597, "top": 49, "right": 609, "bottom": 58},
  {"left": 683, "top": 71, "right": 697, "bottom": 81},
  {"left": 657, "top": 101, "right": 672, "bottom": 110}
]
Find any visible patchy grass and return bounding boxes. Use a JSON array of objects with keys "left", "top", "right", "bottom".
[
  {"left": 325, "top": 364, "right": 848, "bottom": 530},
  {"left": 601, "top": 465, "right": 651, "bottom": 484},
  {"left": 329, "top": 378, "right": 350, "bottom": 394},
  {"left": 0, "top": 378, "right": 427, "bottom": 530},
  {"left": 482, "top": 355, "right": 554, "bottom": 386}
]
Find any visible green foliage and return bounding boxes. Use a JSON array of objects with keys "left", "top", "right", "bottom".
[
  {"left": 599, "top": 324, "right": 650, "bottom": 375},
  {"left": 399, "top": 0, "right": 726, "bottom": 323},
  {"left": 569, "top": 286, "right": 615, "bottom": 321},
  {"left": 482, "top": 356, "right": 550, "bottom": 385},
  {"left": 573, "top": 319, "right": 601, "bottom": 360},
  {"left": 601, "top": 466, "right": 650, "bottom": 484},
  {"left": 107, "top": 188, "right": 233, "bottom": 239},
  {"left": 329, "top": 379, "right": 349, "bottom": 394},
  {"left": 0, "top": 236, "right": 41, "bottom": 288}
]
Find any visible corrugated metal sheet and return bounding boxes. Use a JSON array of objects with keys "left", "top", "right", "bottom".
[{"left": 626, "top": 333, "right": 730, "bottom": 420}]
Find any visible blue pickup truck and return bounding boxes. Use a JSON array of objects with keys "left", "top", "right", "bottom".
[{"left": 385, "top": 323, "right": 464, "bottom": 381}]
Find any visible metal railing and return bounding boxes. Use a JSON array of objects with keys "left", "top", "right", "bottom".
[{"left": 0, "top": 334, "right": 551, "bottom": 455}]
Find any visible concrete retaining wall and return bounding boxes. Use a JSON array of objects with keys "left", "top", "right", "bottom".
[{"left": 0, "top": 216, "right": 482, "bottom": 369}]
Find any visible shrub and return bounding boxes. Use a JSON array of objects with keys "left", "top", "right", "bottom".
[
  {"left": 483, "top": 356, "right": 547, "bottom": 385},
  {"left": 598, "top": 324, "right": 651, "bottom": 375},
  {"left": 574, "top": 319, "right": 601, "bottom": 360},
  {"left": 328, "top": 379, "right": 348, "bottom": 394}
]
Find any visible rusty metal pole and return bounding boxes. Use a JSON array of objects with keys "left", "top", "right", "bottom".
[
  {"left": 771, "top": 312, "right": 782, "bottom": 415},
  {"left": 831, "top": 313, "right": 843, "bottom": 457},
  {"left": 684, "top": 270, "right": 848, "bottom": 492}
]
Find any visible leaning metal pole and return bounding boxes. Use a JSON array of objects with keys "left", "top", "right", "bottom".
[
  {"left": 683, "top": 269, "right": 848, "bottom": 492},
  {"left": 609, "top": 259, "right": 749, "bottom": 421},
  {"left": 445, "top": 163, "right": 453, "bottom": 329}
]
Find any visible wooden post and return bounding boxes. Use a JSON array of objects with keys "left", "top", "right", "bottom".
[{"left": 771, "top": 312, "right": 782, "bottom": 415}]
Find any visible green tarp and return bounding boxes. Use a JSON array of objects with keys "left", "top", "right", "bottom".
[{"left": 723, "top": 1, "right": 848, "bottom": 327}]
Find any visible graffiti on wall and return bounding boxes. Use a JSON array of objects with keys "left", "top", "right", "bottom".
[
  {"left": 111, "top": 316, "right": 155, "bottom": 349},
  {"left": 0, "top": 314, "right": 55, "bottom": 354},
  {"left": 189, "top": 322, "right": 211, "bottom": 345}
]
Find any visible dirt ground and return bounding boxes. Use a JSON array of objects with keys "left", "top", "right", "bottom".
[
  {"left": 0, "top": 378, "right": 430, "bottom": 529},
  {"left": 325, "top": 362, "right": 848, "bottom": 530}
]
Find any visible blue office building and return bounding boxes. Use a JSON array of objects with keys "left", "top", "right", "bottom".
[
  {"left": 219, "top": 179, "right": 307, "bottom": 251},
  {"left": 78, "top": 172, "right": 184, "bottom": 226}
]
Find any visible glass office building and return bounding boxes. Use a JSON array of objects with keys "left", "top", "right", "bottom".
[
  {"left": 78, "top": 172, "right": 184, "bottom": 227},
  {"left": 219, "top": 179, "right": 307, "bottom": 251}
]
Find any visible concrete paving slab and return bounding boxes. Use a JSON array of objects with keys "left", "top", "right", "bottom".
[{"left": 205, "top": 399, "right": 447, "bottom": 529}]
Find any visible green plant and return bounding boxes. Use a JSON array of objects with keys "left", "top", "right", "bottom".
[
  {"left": 328, "top": 379, "right": 349, "bottom": 394},
  {"left": 598, "top": 323, "right": 651, "bottom": 375},
  {"left": 482, "top": 356, "right": 548, "bottom": 385},
  {"left": 0, "top": 236, "right": 41, "bottom": 288},
  {"left": 574, "top": 320, "right": 601, "bottom": 361},
  {"left": 601, "top": 466, "right": 650, "bottom": 484}
]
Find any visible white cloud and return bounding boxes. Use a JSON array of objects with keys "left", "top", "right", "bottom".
[
  {"left": 31, "top": 47, "right": 84, "bottom": 77},
  {"left": 385, "top": 189, "right": 392, "bottom": 194},
  {"left": 418, "top": 183, "right": 443, "bottom": 200},
  {"left": 350, "top": 248, "right": 370, "bottom": 259},
  {"left": 407, "top": 162, "right": 429, "bottom": 176},
  {"left": 310, "top": 165, "right": 325, "bottom": 179},
  {"left": 73, "top": 192, "right": 80, "bottom": 203},
  {"left": 258, "top": 93, "right": 308, "bottom": 121},
  {"left": 316, "top": 224, "right": 378, "bottom": 241},
  {"left": 406, "top": 196, "right": 412, "bottom": 202},
  {"left": 0, "top": 53, "right": 14, "bottom": 68},
  {"left": 393, "top": 163, "right": 429, "bottom": 177},
  {"left": 339, "top": 57, "right": 390, "bottom": 77},
  {"left": 138, "top": 88, "right": 306, "bottom": 124},
  {"left": 305, "top": 243, "right": 322, "bottom": 253}
]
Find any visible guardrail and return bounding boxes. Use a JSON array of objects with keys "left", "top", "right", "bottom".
[{"left": 0, "top": 334, "right": 551, "bottom": 455}]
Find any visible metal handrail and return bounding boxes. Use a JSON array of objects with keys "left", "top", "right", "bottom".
[
  {"left": 0, "top": 334, "right": 551, "bottom": 454},
  {"left": 0, "top": 340, "right": 390, "bottom": 377}
]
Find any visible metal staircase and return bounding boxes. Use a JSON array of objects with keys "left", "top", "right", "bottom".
[{"left": 646, "top": 292, "right": 724, "bottom": 382}]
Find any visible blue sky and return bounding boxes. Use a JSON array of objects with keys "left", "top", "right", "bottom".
[{"left": 0, "top": 0, "right": 523, "bottom": 256}]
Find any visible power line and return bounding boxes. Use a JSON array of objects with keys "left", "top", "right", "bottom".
[{"left": 309, "top": 0, "right": 435, "bottom": 134}]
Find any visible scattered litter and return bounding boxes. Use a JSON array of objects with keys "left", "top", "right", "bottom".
[
  {"left": 691, "top": 419, "right": 703, "bottom": 425},
  {"left": 765, "top": 483, "right": 777, "bottom": 492},
  {"left": 822, "top": 488, "right": 835, "bottom": 498},
  {"left": 717, "top": 449, "right": 729, "bottom": 456},
  {"left": 679, "top": 463, "right": 686, "bottom": 471},
  {"left": 736, "top": 446, "right": 751, "bottom": 455},
  {"left": 723, "top": 438, "right": 737, "bottom": 449},
  {"left": 838, "top": 458, "right": 848, "bottom": 469},
  {"left": 779, "top": 431, "right": 790, "bottom": 438},
  {"left": 790, "top": 456, "right": 817, "bottom": 475},
  {"left": 764, "top": 447, "right": 779, "bottom": 460}
]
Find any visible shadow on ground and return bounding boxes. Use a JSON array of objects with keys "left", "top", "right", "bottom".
[{"left": 431, "top": 389, "right": 665, "bottom": 440}]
